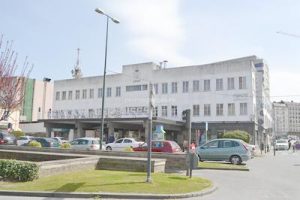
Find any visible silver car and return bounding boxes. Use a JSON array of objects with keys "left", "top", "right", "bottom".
[{"left": 196, "top": 138, "right": 252, "bottom": 165}]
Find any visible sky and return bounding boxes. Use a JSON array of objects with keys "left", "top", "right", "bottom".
[{"left": 1, "top": 0, "right": 300, "bottom": 102}]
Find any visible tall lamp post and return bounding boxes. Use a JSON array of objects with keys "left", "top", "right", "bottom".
[{"left": 95, "top": 8, "right": 119, "bottom": 150}]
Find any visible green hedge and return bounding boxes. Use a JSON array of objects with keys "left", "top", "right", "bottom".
[
  {"left": 11, "top": 131, "right": 25, "bottom": 139},
  {"left": 28, "top": 140, "right": 42, "bottom": 148},
  {"left": 0, "top": 159, "right": 39, "bottom": 181},
  {"left": 221, "top": 130, "right": 250, "bottom": 143}
]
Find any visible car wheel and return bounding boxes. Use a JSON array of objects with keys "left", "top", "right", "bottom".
[
  {"left": 106, "top": 146, "right": 112, "bottom": 151},
  {"left": 230, "top": 155, "right": 242, "bottom": 165}
]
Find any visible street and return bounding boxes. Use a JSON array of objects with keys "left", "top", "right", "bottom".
[{"left": 0, "top": 150, "right": 299, "bottom": 200}]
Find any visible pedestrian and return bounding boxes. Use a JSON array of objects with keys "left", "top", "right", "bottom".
[
  {"left": 183, "top": 140, "right": 188, "bottom": 152},
  {"left": 288, "top": 139, "right": 291, "bottom": 150},
  {"left": 260, "top": 142, "right": 264, "bottom": 155}
]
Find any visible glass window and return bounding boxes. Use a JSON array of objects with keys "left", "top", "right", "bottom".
[
  {"left": 62, "top": 91, "right": 66, "bottom": 100},
  {"left": 171, "top": 82, "right": 177, "bottom": 93},
  {"left": 107, "top": 87, "right": 112, "bottom": 97},
  {"left": 115, "top": 139, "right": 123, "bottom": 143},
  {"left": 55, "top": 91, "right": 60, "bottom": 101},
  {"left": 193, "top": 105, "right": 200, "bottom": 116},
  {"left": 82, "top": 89, "right": 87, "bottom": 99},
  {"left": 153, "top": 83, "right": 158, "bottom": 94},
  {"left": 216, "top": 79, "right": 223, "bottom": 91},
  {"left": 124, "top": 139, "right": 132, "bottom": 143},
  {"left": 162, "top": 83, "right": 168, "bottom": 94},
  {"left": 240, "top": 103, "right": 248, "bottom": 115},
  {"left": 228, "top": 103, "right": 235, "bottom": 116},
  {"left": 68, "top": 91, "right": 72, "bottom": 100},
  {"left": 153, "top": 107, "right": 158, "bottom": 117},
  {"left": 75, "top": 90, "right": 80, "bottom": 100},
  {"left": 239, "top": 76, "right": 246, "bottom": 89},
  {"left": 204, "top": 104, "right": 211, "bottom": 116},
  {"left": 162, "top": 106, "right": 168, "bottom": 117},
  {"left": 227, "top": 77, "right": 235, "bottom": 90},
  {"left": 193, "top": 80, "right": 200, "bottom": 92},
  {"left": 216, "top": 104, "right": 223, "bottom": 116},
  {"left": 89, "top": 89, "right": 94, "bottom": 99},
  {"left": 171, "top": 105, "right": 177, "bottom": 117},
  {"left": 98, "top": 88, "right": 103, "bottom": 98},
  {"left": 205, "top": 140, "right": 219, "bottom": 148},
  {"left": 183, "top": 81, "right": 189, "bottom": 93},
  {"left": 116, "top": 86, "right": 121, "bottom": 97},
  {"left": 204, "top": 80, "right": 210, "bottom": 91}
]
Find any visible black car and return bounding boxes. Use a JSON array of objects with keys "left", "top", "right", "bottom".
[{"left": 0, "top": 132, "right": 16, "bottom": 145}]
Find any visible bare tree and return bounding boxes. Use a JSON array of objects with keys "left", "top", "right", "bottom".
[{"left": 0, "top": 34, "right": 32, "bottom": 121}]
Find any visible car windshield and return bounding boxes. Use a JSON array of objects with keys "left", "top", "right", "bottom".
[{"left": 276, "top": 140, "right": 288, "bottom": 143}]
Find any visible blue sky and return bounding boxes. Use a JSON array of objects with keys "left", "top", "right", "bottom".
[{"left": 2, "top": 0, "right": 300, "bottom": 101}]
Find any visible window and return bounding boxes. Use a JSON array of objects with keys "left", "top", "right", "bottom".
[
  {"left": 193, "top": 105, "right": 200, "bottom": 116},
  {"left": 68, "top": 91, "right": 72, "bottom": 100},
  {"left": 227, "top": 77, "right": 235, "bottom": 90},
  {"left": 193, "top": 80, "right": 200, "bottom": 92},
  {"left": 124, "top": 139, "right": 132, "bottom": 143},
  {"left": 75, "top": 90, "right": 80, "bottom": 100},
  {"left": 162, "top": 83, "right": 168, "bottom": 94},
  {"left": 82, "top": 89, "right": 87, "bottom": 99},
  {"left": 171, "top": 82, "right": 177, "bottom": 93},
  {"left": 153, "top": 83, "right": 158, "bottom": 94},
  {"left": 205, "top": 140, "right": 219, "bottom": 148},
  {"left": 239, "top": 76, "right": 246, "bottom": 89},
  {"left": 204, "top": 79, "right": 210, "bottom": 91},
  {"left": 62, "top": 91, "right": 66, "bottom": 100},
  {"left": 204, "top": 104, "right": 211, "bottom": 116},
  {"left": 183, "top": 81, "right": 189, "bottom": 93},
  {"left": 98, "top": 88, "right": 103, "bottom": 98},
  {"left": 153, "top": 107, "right": 158, "bottom": 117},
  {"left": 89, "top": 89, "right": 94, "bottom": 99},
  {"left": 240, "top": 103, "right": 248, "bottom": 115},
  {"left": 126, "top": 84, "right": 148, "bottom": 92},
  {"left": 171, "top": 105, "right": 177, "bottom": 117},
  {"left": 55, "top": 91, "right": 60, "bottom": 101},
  {"left": 116, "top": 87, "right": 121, "bottom": 97},
  {"left": 216, "top": 79, "right": 223, "bottom": 91},
  {"left": 107, "top": 87, "right": 112, "bottom": 97},
  {"left": 216, "top": 104, "right": 223, "bottom": 116},
  {"left": 162, "top": 106, "right": 168, "bottom": 117},
  {"left": 228, "top": 103, "right": 235, "bottom": 116}
]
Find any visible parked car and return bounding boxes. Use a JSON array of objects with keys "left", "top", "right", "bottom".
[
  {"left": 0, "top": 132, "right": 16, "bottom": 145},
  {"left": 29, "top": 137, "right": 60, "bottom": 148},
  {"left": 133, "top": 140, "right": 182, "bottom": 153},
  {"left": 70, "top": 137, "right": 104, "bottom": 150},
  {"left": 295, "top": 140, "right": 300, "bottom": 150},
  {"left": 196, "top": 138, "right": 251, "bottom": 165},
  {"left": 16, "top": 136, "right": 34, "bottom": 146},
  {"left": 106, "top": 138, "right": 143, "bottom": 151},
  {"left": 275, "top": 139, "right": 289, "bottom": 150},
  {"left": 52, "top": 137, "right": 68, "bottom": 144}
]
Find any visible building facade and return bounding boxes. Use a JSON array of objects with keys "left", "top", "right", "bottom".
[
  {"left": 46, "top": 56, "right": 271, "bottom": 145},
  {"left": 273, "top": 101, "right": 300, "bottom": 137}
]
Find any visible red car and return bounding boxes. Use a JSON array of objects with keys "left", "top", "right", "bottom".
[{"left": 133, "top": 140, "right": 182, "bottom": 153}]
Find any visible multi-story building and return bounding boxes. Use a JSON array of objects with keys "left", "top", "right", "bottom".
[
  {"left": 273, "top": 101, "right": 300, "bottom": 137},
  {"left": 43, "top": 55, "right": 272, "bottom": 145}
]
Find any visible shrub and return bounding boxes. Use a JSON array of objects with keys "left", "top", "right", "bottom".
[
  {"left": 11, "top": 130, "right": 25, "bottom": 139},
  {"left": 28, "top": 140, "right": 42, "bottom": 148},
  {"left": 221, "top": 130, "right": 250, "bottom": 143},
  {"left": 124, "top": 147, "right": 134, "bottom": 152},
  {"left": 60, "top": 142, "right": 71, "bottom": 149},
  {"left": 0, "top": 159, "right": 39, "bottom": 181}
]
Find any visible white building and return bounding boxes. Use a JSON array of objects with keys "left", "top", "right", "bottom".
[
  {"left": 273, "top": 101, "right": 300, "bottom": 137},
  {"left": 44, "top": 56, "right": 271, "bottom": 144}
]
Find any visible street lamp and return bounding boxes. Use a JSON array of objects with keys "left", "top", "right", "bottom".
[{"left": 95, "top": 8, "right": 119, "bottom": 150}]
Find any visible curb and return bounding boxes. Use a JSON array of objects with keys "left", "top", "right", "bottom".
[
  {"left": 197, "top": 167, "right": 249, "bottom": 171},
  {"left": 0, "top": 185, "right": 217, "bottom": 199}
]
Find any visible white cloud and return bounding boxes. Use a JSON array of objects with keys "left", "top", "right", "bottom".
[{"left": 104, "top": 0, "right": 191, "bottom": 66}]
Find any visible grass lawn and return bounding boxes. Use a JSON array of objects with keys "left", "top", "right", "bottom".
[
  {"left": 199, "top": 161, "right": 249, "bottom": 171},
  {"left": 0, "top": 170, "right": 212, "bottom": 194}
]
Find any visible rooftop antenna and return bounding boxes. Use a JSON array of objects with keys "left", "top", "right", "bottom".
[{"left": 71, "top": 48, "right": 83, "bottom": 79}]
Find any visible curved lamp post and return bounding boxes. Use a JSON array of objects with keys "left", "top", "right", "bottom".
[{"left": 95, "top": 8, "right": 119, "bottom": 150}]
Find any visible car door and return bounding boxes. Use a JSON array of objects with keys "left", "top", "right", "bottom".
[
  {"left": 218, "top": 140, "right": 233, "bottom": 160},
  {"left": 122, "top": 139, "right": 133, "bottom": 150},
  {"left": 113, "top": 138, "right": 124, "bottom": 151},
  {"left": 199, "top": 140, "right": 219, "bottom": 160}
]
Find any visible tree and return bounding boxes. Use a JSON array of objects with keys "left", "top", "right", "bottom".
[
  {"left": 0, "top": 35, "right": 32, "bottom": 122},
  {"left": 221, "top": 130, "right": 250, "bottom": 143}
]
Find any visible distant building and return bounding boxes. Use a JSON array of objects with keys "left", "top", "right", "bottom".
[
  {"left": 42, "top": 55, "right": 271, "bottom": 144},
  {"left": 273, "top": 101, "right": 300, "bottom": 137}
]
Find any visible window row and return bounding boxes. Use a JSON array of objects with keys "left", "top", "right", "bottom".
[
  {"left": 153, "top": 76, "right": 247, "bottom": 95},
  {"left": 55, "top": 87, "right": 121, "bottom": 101},
  {"left": 152, "top": 103, "right": 248, "bottom": 118}
]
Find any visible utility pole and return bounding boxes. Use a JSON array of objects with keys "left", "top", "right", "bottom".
[
  {"left": 182, "top": 109, "right": 191, "bottom": 177},
  {"left": 146, "top": 83, "right": 154, "bottom": 183}
]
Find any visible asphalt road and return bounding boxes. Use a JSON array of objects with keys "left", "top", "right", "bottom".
[{"left": 0, "top": 150, "right": 299, "bottom": 200}]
